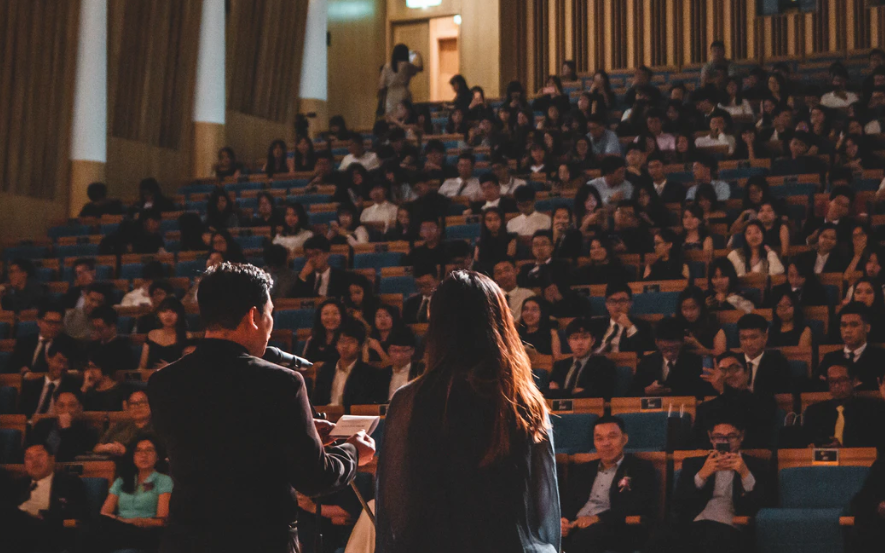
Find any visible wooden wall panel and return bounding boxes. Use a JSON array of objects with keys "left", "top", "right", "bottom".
[{"left": 0, "top": 0, "right": 79, "bottom": 200}]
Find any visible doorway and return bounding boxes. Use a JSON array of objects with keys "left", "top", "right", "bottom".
[{"left": 429, "top": 17, "right": 460, "bottom": 102}]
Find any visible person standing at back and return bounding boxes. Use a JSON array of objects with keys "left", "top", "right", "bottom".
[
  {"left": 148, "top": 262, "right": 374, "bottom": 553},
  {"left": 378, "top": 43, "right": 424, "bottom": 116},
  {"left": 376, "top": 270, "right": 561, "bottom": 553}
]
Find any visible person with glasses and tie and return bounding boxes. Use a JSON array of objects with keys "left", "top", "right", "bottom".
[
  {"left": 402, "top": 265, "right": 439, "bottom": 324},
  {"left": 19, "top": 343, "right": 80, "bottom": 420},
  {"left": 547, "top": 317, "right": 616, "bottom": 399},
  {"left": 631, "top": 317, "right": 711, "bottom": 398},
  {"left": 292, "top": 235, "right": 349, "bottom": 299},
  {"left": 817, "top": 301, "right": 885, "bottom": 391},
  {"left": 802, "top": 363, "right": 885, "bottom": 450},
  {"left": 648, "top": 416, "right": 771, "bottom": 553},
  {"left": 693, "top": 352, "right": 777, "bottom": 449},
  {"left": 588, "top": 282, "right": 654, "bottom": 355},
  {"left": 735, "top": 313, "right": 791, "bottom": 398},
  {"left": 7, "top": 304, "right": 76, "bottom": 375}
]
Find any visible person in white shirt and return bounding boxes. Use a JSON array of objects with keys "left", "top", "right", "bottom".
[
  {"left": 438, "top": 152, "right": 481, "bottom": 200},
  {"left": 727, "top": 221, "right": 784, "bottom": 277},
  {"left": 586, "top": 157, "right": 633, "bottom": 206},
  {"left": 506, "top": 186, "right": 552, "bottom": 237},
  {"left": 820, "top": 69, "right": 859, "bottom": 109},
  {"left": 272, "top": 202, "right": 314, "bottom": 257},
  {"left": 327, "top": 204, "right": 369, "bottom": 247},
  {"left": 120, "top": 261, "right": 167, "bottom": 308},
  {"left": 492, "top": 259, "right": 535, "bottom": 322},
  {"left": 695, "top": 113, "right": 736, "bottom": 156},
  {"left": 315, "top": 320, "right": 382, "bottom": 407},
  {"left": 718, "top": 76, "right": 755, "bottom": 118},
  {"left": 359, "top": 181, "right": 398, "bottom": 233},
  {"left": 491, "top": 156, "right": 527, "bottom": 196},
  {"left": 338, "top": 133, "right": 380, "bottom": 172},
  {"left": 685, "top": 157, "right": 731, "bottom": 201},
  {"left": 640, "top": 109, "right": 676, "bottom": 151}
]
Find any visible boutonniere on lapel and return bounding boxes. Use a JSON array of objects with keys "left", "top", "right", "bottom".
[
  {"left": 617, "top": 475, "right": 632, "bottom": 493},
  {"left": 142, "top": 481, "right": 155, "bottom": 492}
]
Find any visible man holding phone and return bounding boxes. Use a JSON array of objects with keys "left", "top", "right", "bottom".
[{"left": 148, "top": 263, "right": 374, "bottom": 553}]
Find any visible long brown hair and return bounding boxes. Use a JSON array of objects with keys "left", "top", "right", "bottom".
[{"left": 421, "top": 270, "right": 550, "bottom": 465}]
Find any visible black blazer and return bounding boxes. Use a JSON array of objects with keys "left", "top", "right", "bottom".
[
  {"left": 654, "top": 180, "right": 687, "bottom": 204},
  {"left": 13, "top": 470, "right": 87, "bottom": 523},
  {"left": 30, "top": 418, "right": 99, "bottom": 462},
  {"left": 291, "top": 267, "right": 349, "bottom": 299},
  {"left": 794, "top": 249, "right": 849, "bottom": 275},
  {"left": 692, "top": 386, "right": 778, "bottom": 449},
  {"left": 552, "top": 230, "right": 584, "bottom": 261},
  {"left": 631, "top": 351, "right": 712, "bottom": 398},
  {"left": 147, "top": 339, "right": 358, "bottom": 550},
  {"left": 19, "top": 374, "right": 82, "bottom": 417},
  {"left": 803, "top": 397, "right": 885, "bottom": 450},
  {"left": 562, "top": 454, "right": 657, "bottom": 523},
  {"left": 801, "top": 216, "right": 855, "bottom": 245},
  {"left": 817, "top": 346, "right": 885, "bottom": 391},
  {"left": 749, "top": 350, "right": 792, "bottom": 397},
  {"left": 402, "top": 294, "right": 431, "bottom": 325},
  {"left": 672, "top": 453, "right": 770, "bottom": 525},
  {"left": 588, "top": 316, "right": 655, "bottom": 354},
  {"left": 7, "top": 333, "right": 78, "bottom": 374},
  {"left": 768, "top": 281, "right": 828, "bottom": 307},
  {"left": 517, "top": 259, "right": 572, "bottom": 289},
  {"left": 548, "top": 355, "right": 617, "bottom": 399},
  {"left": 311, "top": 359, "right": 385, "bottom": 407}
]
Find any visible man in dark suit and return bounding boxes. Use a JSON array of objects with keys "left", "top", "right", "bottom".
[
  {"left": 30, "top": 390, "right": 98, "bottom": 462},
  {"left": 468, "top": 173, "right": 518, "bottom": 214},
  {"left": 3, "top": 443, "right": 87, "bottom": 553},
  {"left": 19, "top": 343, "right": 81, "bottom": 419},
  {"left": 377, "top": 329, "right": 424, "bottom": 402},
  {"left": 803, "top": 363, "right": 885, "bottom": 450},
  {"left": 517, "top": 230, "right": 572, "bottom": 289},
  {"left": 407, "top": 172, "right": 452, "bottom": 236},
  {"left": 548, "top": 317, "right": 616, "bottom": 399},
  {"left": 801, "top": 186, "right": 855, "bottom": 246},
  {"left": 402, "top": 265, "right": 439, "bottom": 324},
  {"left": 737, "top": 313, "right": 792, "bottom": 397},
  {"left": 148, "top": 263, "right": 374, "bottom": 553},
  {"left": 794, "top": 223, "right": 849, "bottom": 275},
  {"left": 589, "top": 282, "right": 654, "bottom": 355},
  {"left": 312, "top": 320, "right": 385, "bottom": 407},
  {"left": 7, "top": 304, "right": 77, "bottom": 375},
  {"left": 817, "top": 302, "right": 885, "bottom": 391},
  {"left": 87, "top": 305, "right": 136, "bottom": 372},
  {"left": 631, "top": 318, "right": 712, "bottom": 398},
  {"left": 405, "top": 218, "right": 451, "bottom": 270},
  {"left": 647, "top": 153, "right": 685, "bottom": 204},
  {"left": 852, "top": 456, "right": 885, "bottom": 553},
  {"left": 561, "top": 416, "right": 657, "bottom": 553},
  {"left": 693, "top": 352, "right": 777, "bottom": 449},
  {"left": 292, "top": 235, "right": 349, "bottom": 299},
  {"left": 655, "top": 417, "right": 771, "bottom": 553}
]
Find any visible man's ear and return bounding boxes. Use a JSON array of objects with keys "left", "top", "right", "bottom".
[{"left": 247, "top": 306, "right": 261, "bottom": 330}]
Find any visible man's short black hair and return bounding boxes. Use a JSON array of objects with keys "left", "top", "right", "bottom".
[
  {"left": 37, "top": 303, "right": 65, "bottom": 320},
  {"left": 10, "top": 258, "right": 35, "bottom": 278},
  {"left": 53, "top": 387, "right": 84, "bottom": 405},
  {"left": 601, "top": 156, "right": 627, "bottom": 175},
  {"left": 655, "top": 317, "right": 685, "bottom": 342},
  {"left": 458, "top": 151, "right": 476, "bottom": 164},
  {"left": 830, "top": 185, "right": 855, "bottom": 203},
  {"left": 737, "top": 313, "right": 768, "bottom": 333},
  {"left": 587, "top": 113, "right": 606, "bottom": 126},
  {"left": 828, "top": 166, "right": 853, "bottom": 185},
  {"left": 818, "top": 222, "right": 838, "bottom": 236},
  {"left": 514, "top": 186, "right": 536, "bottom": 202},
  {"left": 387, "top": 328, "right": 416, "bottom": 348},
  {"left": 338, "top": 319, "right": 367, "bottom": 345},
  {"left": 593, "top": 415, "right": 626, "bottom": 433},
  {"left": 198, "top": 262, "right": 273, "bottom": 330},
  {"left": 479, "top": 173, "right": 499, "bottom": 186},
  {"left": 646, "top": 152, "right": 666, "bottom": 165},
  {"left": 840, "top": 301, "right": 871, "bottom": 325},
  {"left": 694, "top": 154, "right": 717, "bottom": 172},
  {"left": 73, "top": 258, "right": 96, "bottom": 271},
  {"left": 348, "top": 132, "right": 364, "bottom": 144},
  {"left": 88, "top": 305, "right": 118, "bottom": 326},
  {"left": 315, "top": 150, "right": 334, "bottom": 161},
  {"left": 47, "top": 340, "right": 73, "bottom": 360},
  {"left": 605, "top": 281, "right": 632, "bottom": 299},
  {"left": 86, "top": 182, "right": 108, "bottom": 202},
  {"left": 149, "top": 280, "right": 174, "bottom": 296},
  {"left": 413, "top": 264, "right": 439, "bottom": 280},
  {"left": 707, "top": 413, "right": 747, "bottom": 433},
  {"left": 532, "top": 230, "right": 554, "bottom": 243},
  {"left": 715, "top": 351, "right": 744, "bottom": 368},
  {"left": 424, "top": 139, "right": 446, "bottom": 154},
  {"left": 88, "top": 348, "right": 118, "bottom": 378},
  {"left": 710, "top": 40, "right": 725, "bottom": 50},
  {"left": 564, "top": 316, "right": 594, "bottom": 339},
  {"left": 303, "top": 235, "right": 332, "bottom": 252},
  {"left": 141, "top": 208, "right": 162, "bottom": 222}
]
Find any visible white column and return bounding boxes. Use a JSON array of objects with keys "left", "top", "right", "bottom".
[
  {"left": 69, "top": 0, "right": 108, "bottom": 217},
  {"left": 194, "top": 0, "right": 226, "bottom": 124},
  {"left": 300, "top": 0, "right": 328, "bottom": 101}
]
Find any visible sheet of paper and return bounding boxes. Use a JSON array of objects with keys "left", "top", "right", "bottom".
[{"left": 328, "top": 415, "right": 380, "bottom": 438}]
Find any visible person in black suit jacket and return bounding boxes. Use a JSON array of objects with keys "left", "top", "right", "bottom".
[
  {"left": 588, "top": 282, "right": 655, "bottom": 355},
  {"left": 852, "top": 457, "right": 885, "bottom": 553},
  {"left": 401, "top": 265, "right": 439, "bottom": 325},
  {"left": 147, "top": 263, "right": 373, "bottom": 553},
  {"left": 87, "top": 304, "right": 136, "bottom": 372},
  {"left": 468, "top": 173, "right": 518, "bottom": 214},
  {"left": 3, "top": 443, "right": 87, "bottom": 553},
  {"left": 30, "top": 390, "right": 98, "bottom": 462},
  {"left": 548, "top": 317, "right": 617, "bottom": 399},
  {"left": 768, "top": 261, "right": 829, "bottom": 307},
  {"left": 631, "top": 318, "right": 713, "bottom": 397},
  {"left": 692, "top": 352, "right": 777, "bottom": 449},
  {"left": 312, "top": 320, "right": 386, "bottom": 407},
  {"left": 647, "top": 152, "right": 686, "bottom": 204},
  {"left": 655, "top": 416, "right": 771, "bottom": 553},
  {"left": 801, "top": 186, "right": 856, "bottom": 246},
  {"left": 517, "top": 230, "right": 572, "bottom": 289},
  {"left": 737, "top": 313, "right": 792, "bottom": 396},
  {"left": 7, "top": 304, "right": 78, "bottom": 375},
  {"left": 561, "top": 416, "right": 657, "bottom": 553},
  {"left": 794, "top": 223, "right": 850, "bottom": 275},
  {"left": 817, "top": 302, "right": 885, "bottom": 391},
  {"left": 405, "top": 218, "right": 453, "bottom": 271},
  {"left": 292, "top": 235, "right": 349, "bottom": 299},
  {"left": 19, "top": 343, "right": 82, "bottom": 419},
  {"left": 803, "top": 363, "right": 885, "bottom": 450}
]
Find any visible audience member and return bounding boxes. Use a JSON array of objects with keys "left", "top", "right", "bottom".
[
  {"left": 272, "top": 202, "right": 314, "bottom": 256},
  {"left": 817, "top": 302, "right": 885, "bottom": 391},
  {"left": 213, "top": 146, "right": 242, "bottom": 179},
  {"left": 79, "top": 181, "right": 124, "bottom": 218},
  {"left": 492, "top": 258, "right": 534, "bottom": 322},
  {"left": 632, "top": 318, "right": 709, "bottom": 397},
  {"left": 548, "top": 317, "right": 616, "bottom": 399},
  {"left": 517, "top": 230, "right": 571, "bottom": 288},
  {"left": 133, "top": 279, "right": 174, "bottom": 334},
  {"left": 378, "top": 328, "right": 423, "bottom": 401},
  {"left": 587, "top": 157, "right": 632, "bottom": 206},
  {"left": 402, "top": 265, "right": 439, "bottom": 324},
  {"left": 94, "top": 390, "right": 155, "bottom": 457},
  {"left": 406, "top": 218, "right": 451, "bottom": 269},
  {"left": 685, "top": 156, "right": 730, "bottom": 201},
  {"left": 312, "top": 320, "right": 383, "bottom": 406},
  {"left": 736, "top": 313, "right": 792, "bottom": 396},
  {"left": 8, "top": 304, "right": 76, "bottom": 375},
  {"left": 263, "top": 244, "right": 298, "bottom": 300},
  {"left": 438, "top": 152, "right": 481, "bottom": 200},
  {"left": 30, "top": 389, "right": 98, "bottom": 462},
  {"left": 61, "top": 258, "right": 97, "bottom": 310},
  {"left": 675, "top": 286, "right": 727, "bottom": 357},
  {"left": 517, "top": 296, "right": 562, "bottom": 358},
  {"left": 803, "top": 363, "right": 885, "bottom": 450},
  {"left": 767, "top": 288, "right": 813, "bottom": 348},
  {"left": 705, "top": 258, "right": 756, "bottom": 313},
  {"left": 19, "top": 343, "right": 80, "bottom": 419},
  {"left": 138, "top": 297, "right": 189, "bottom": 370},
  {"left": 0, "top": 258, "right": 46, "bottom": 313},
  {"left": 63, "top": 282, "right": 110, "bottom": 341},
  {"left": 360, "top": 180, "right": 399, "bottom": 232},
  {"left": 120, "top": 261, "right": 167, "bottom": 308},
  {"left": 88, "top": 305, "right": 135, "bottom": 371},
  {"left": 80, "top": 347, "right": 130, "bottom": 411},
  {"left": 473, "top": 208, "right": 517, "bottom": 274},
  {"left": 506, "top": 185, "right": 552, "bottom": 237},
  {"left": 302, "top": 299, "right": 346, "bottom": 365},
  {"left": 589, "top": 282, "right": 654, "bottom": 354},
  {"left": 293, "top": 235, "right": 349, "bottom": 298}
]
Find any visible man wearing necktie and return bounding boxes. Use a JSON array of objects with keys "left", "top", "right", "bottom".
[
  {"left": 7, "top": 305, "right": 75, "bottom": 375},
  {"left": 548, "top": 318, "right": 616, "bottom": 399},
  {"left": 293, "top": 235, "right": 347, "bottom": 299},
  {"left": 632, "top": 318, "right": 709, "bottom": 397},
  {"left": 402, "top": 266, "right": 439, "bottom": 324},
  {"left": 736, "top": 314, "right": 791, "bottom": 398},
  {"left": 589, "top": 283, "right": 654, "bottom": 355},
  {"left": 19, "top": 343, "right": 79, "bottom": 420},
  {"left": 437, "top": 152, "right": 481, "bottom": 200},
  {"left": 816, "top": 302, "right": 885, "bottom": 391}
]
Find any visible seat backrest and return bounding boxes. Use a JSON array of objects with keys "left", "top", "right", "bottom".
[
  {"left": 81, "top": 476, "right": 109, "bottom": 518},
  {"left": 0, "top": 386, "right": 17, "bottom": 414},
  {"left": 0, "top": 428, "right": 23, "bottom": 464},
  {"left": 779, "top": 466, "right": 870, "bottom": 509},
  {"left": 618, "top": 412, "right": 670, "bottom": 452},
  {"left": 551, "top": 413, "right": 598, "bottom": 455}
]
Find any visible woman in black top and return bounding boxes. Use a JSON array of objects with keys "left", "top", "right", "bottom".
[
  {"left": 769, "top": 261, "right": 829, "bottom": 307},
  {"left": 573, "top": 237, "right": 629, "bottom": 285},
  {"left": 449, "top": 74, "right": 472, "bottom": 114},
  {"left": 249, "top": 192, "right": 283, "bottom": 234},
  {"left": 214, "top": 147, "right": 242, "bottom": 179},
  {"left": 205, "top": 188, "right": 240, "bottom": 231},
  {"left": 532, "top": 75, "right": 572, "bottom": 121},
  {"left": 293, "top": 135, "right": 316, "bottom": 171},
  {"left": 517, "top": 296, "right": 561, "bottom": 357},
  {"left": 633, "top": 181, "right": 671, "bottom": 229},
  {"left": 376, "top": 271, "right": 560, "bottom": 553},
  {"left": 302, "top": 299, "right": 346, "bottom": 365},
  {"left": 644, "top": 228, "right": 689, "bottom": 281},
  {"left": 264, "top": 139, "right": 294, "bottom": 177},
  {"left": 344, "top": 273, "right": 379, "bottom": 329},
  {"left": 132, "top": 178, "right": 176, "bottom": 214},
  {"left": 768, "top": 288, "right": 813, "bottom": 348},
  {"left": 574, "top": 185, "right": 607, "bottom": 238},
  {"left": 209, "top": 229, "right": 247, "bottom": 263},
  {"left": 473, "top": 208, "right": 517, "bottom": 275},
  {"left": 674, "top": 286, "right": 727, "bottom": 357},
  {"left": 551, "top": 206, "right": 584, "bottom": 261},
  {"left": 368, "top": 304, "right": 405, "bottom": 365}
]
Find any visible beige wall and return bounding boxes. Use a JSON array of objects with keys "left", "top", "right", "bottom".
[
  {"left": 105, "top": 138, "right": 192, "bottom": 201},
  {"left": 0, "top": 194, "right": 69, "bottom": 241},
  {"left": 226, "top": 111, "right": 292, "bottom": 168}
]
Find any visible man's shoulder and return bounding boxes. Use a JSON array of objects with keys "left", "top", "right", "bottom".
[
  {"left": 862, "top": 344, "right": 885, "bottom": 359},
  {"left": 624, "top": 453, "right": 655, "bottom": 473},
  {"left": 552, "top": 358, "right": 573, "bottom": 371}
]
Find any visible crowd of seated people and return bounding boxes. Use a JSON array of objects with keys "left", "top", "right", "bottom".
[{"left": 4, "top": 42, "right": 885, "bottom": 552}]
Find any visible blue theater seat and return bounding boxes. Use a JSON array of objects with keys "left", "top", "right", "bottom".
[
  {"left": 274, "top": 309, "right": 316, "bottom": 331},
  {"left": 353, "top": 252, "right": 404, "bottom": 270},
  {"left": 551, "top": 413, "right": 598, "bottom": 454},
  {"left": 0, "top": 428, "right": 23, "bottom": 463},
  {"left": 0, "top": 386, "right": 17, "bottom": 414}
]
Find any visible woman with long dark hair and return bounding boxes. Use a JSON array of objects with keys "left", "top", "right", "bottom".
[
  {"left": 205, "top": 188, "right": 240, "bottom": 230},
  {"left": 473, "top": 208, "right": 517, "bottom": 274},
  {"left": 376, "top": 270, "right": 560, "bottom": 553},
  {"left": 263, "top": 139, "right": 294, "bottom": 177},
  {"left": 378, "top": 43, "right": 424, "bottom": 116},
  {"left": 644, "top": 228, "right": 689, "bottom": 281},
  {"left": 293, "top": 135, "right": 316, "bottom": 171},
  {"left": 768, "top": 287, "right": 813, "bottom": 348},
  {"left": 517, "top": 296, "right": 562, "bottom": 358},
  {"left": 449, "top": 74, "right": 472, "bottom": 113},
  {"left": 249, "top": 192, "right": 283, "bottom": 233},
  {"left": 271, "top": 202, "right": 313, "bottom": 256},
  {"left": 213, "top": 147, "right": 242, "bottom": 180},
  {"left": 139, "top": 297, "right": 190, "bottom": 370},
  {"left": 675, "top": 286, "right": 727, "bottom": 356},
  {"left": 303, "top": 299, "right": 347, "bottom": 365}
]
